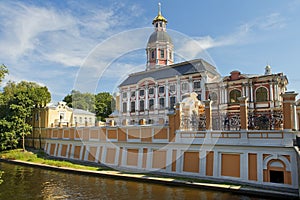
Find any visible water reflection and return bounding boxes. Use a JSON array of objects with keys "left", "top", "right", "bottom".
[{"left": 0, "top": 162, "right": 267, "bottom": 200}]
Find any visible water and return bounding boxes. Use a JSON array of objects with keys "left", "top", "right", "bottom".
[{"left": 0, "top": 162, "right": 267, "bottom": 200}]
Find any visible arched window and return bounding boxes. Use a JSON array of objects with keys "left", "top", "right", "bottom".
[
  {"left": 229, "top": 89, "right": 241, "bottom": 103},
  {"left": 159, "top": 98, "right": 165, "bottom": 109},
  {"left": 256, "top": 87, "right": 268, "bottom": 102},
  {"left": 140, "top": 100, "right": 144, "bottom": 111},
  {"left": 149, "top": 99, "right": 154, "bottom": 111}
]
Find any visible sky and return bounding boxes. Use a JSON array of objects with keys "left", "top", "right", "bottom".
[{"left": 0, "top": 0, "right": 300, "bottom": 102}]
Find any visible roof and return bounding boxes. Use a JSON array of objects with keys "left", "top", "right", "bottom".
[
  {"left": 119, "top": 59, "right": 220, "bottom": 87},
  {"left": 148, "top": 31, "right": 173, "bottom": 44},
  {"left": 73, "top": 108, "right": 95, "bottom": 116}
]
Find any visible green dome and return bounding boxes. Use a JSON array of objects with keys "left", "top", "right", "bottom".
[{"left": 148, "top": 31, "right": 173, "bottom": 44}]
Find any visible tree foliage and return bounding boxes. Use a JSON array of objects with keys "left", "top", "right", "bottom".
[
  {"left": 0, "top": 170, "right": 3, "bottom": 185},
  {"left": 0, "top": 64, "right": 8, "bottom": 85},
  {"left": 63, "top": 91, "right": 114, "bottom": 121},
  {"left": 0, "top": 80, "right": 51, "bottom": 151},
  {"left": 63, "top": 90, "right": 95, "bottom": 113},
  {"left": 95, "top": 92, "right": 114, "bottom": 121}
]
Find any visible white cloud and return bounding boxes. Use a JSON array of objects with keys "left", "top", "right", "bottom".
[{"left": 175, "top": 12, "right": 286, "bottom": 60}]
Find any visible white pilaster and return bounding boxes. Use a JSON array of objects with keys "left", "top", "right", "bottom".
[
  {"left": 155, "top": 84, "right": 158, "bottom": 109},
  {"left": 165, "top": 81, "right": 169, "bottom": 108},
  {"left": 257, "top": 153, "right": 263, "bottom": 183}
]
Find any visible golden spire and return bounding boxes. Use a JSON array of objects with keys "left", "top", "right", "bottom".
[{"left": 152, "top": 2, "right": 167, "bottom": 24}]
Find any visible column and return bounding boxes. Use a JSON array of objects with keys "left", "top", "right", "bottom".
[
  {"left": 238, "top": 96, "right": 248, "bottom": 130},
  {"left": 281, "top": 92, "right": 298, "bottom": 130},
  {"left": 274, "top": 83, "right": 278, "bottom": 101},
  {"left": 269, "top": 83, "right": 273, "bottom": 101},
  {"left": 224, "top": 87, "right": 228, "bottom": 104},
  {"left": 293, "top": 104, "right": 298, "bottom": 131},
  {"left": 201, "top": 76, "right": 206, "bottom": 101},
  {"left": 176, "top": 76, "right": 181, "bottom": 102},
  {"left": 154, "top": 84, "right": 158, "bottom": 109},
  {"left": 156, "top": 47, "right": 159, "bottom": 65},
  {"left": 204, "top": 100, "right": 212, "bottom": 130},
  {"left": 145, "top": 84, "right": 149, "bottom": 110},
  {"left": 165, "top": 81, "right": 169, "bottom": 108},
  {"left": 127, "top": 90, "right": 130, "bottom": 114},
  {"left": 245, "top": 84, "right": 249, "bottom": 98},
  {"left": 135, "top": 88, "right": 139, "bottom": 113},
  {"left": 189, "top": 77, "right": 193, "bottom": 93}
]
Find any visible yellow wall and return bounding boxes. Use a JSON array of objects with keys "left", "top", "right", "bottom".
[
  {"left": 152, "top": 150, "right": 166, "bottom": 169},
  {"left": 221, "top": 153, "right": 240, "bottom": 178},
  {"left": 127, "top": 149, "right": 139, "bottom": 166},
  {"left": 183, "top": 152, "right": 200, "bottom": 173}
]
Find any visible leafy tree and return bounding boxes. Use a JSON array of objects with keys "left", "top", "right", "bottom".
[
  {"left": 95, "top": 92, "right": 113, "bottom": 121},
  {"left": 63, "top": 90, "right": 95, "bottom": 112},
  {"left": 0, "top": 170, "right": 3, "bottom": 185},
  {"left": 0, "top": 64, "right": 8, "bottom": 85},
  {"left": 62, "top": 91, "right": 114, "bottom": 121},
  {"left": 0, "top": 81, "right": 51, "bottom": 151}
]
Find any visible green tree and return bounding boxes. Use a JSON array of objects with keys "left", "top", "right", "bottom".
[
  {"left": 95, "top": 92, "right": 113, "bottom": 121},
  {"left": 0, "top": 170, "right": 3, "bottom": 185},
  {"left": 0, "top": 81, "right": 51, "bottom": 151},
  {"left": 0, "top": 64, "right": 8, "bottom": 85},
  {"left": 63, "top": 90, "right": 95, "bottom": 112}
]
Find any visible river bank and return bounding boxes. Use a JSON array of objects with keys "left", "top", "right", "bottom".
[{"left": 0, "top": 149, "right": 298, "bottom": 199}]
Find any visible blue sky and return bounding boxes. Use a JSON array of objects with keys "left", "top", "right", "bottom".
[{"left": 0, "top": 0, "right": 299, "bottom": 102}]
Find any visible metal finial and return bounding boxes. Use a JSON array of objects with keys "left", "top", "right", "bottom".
[{"left": 158, "top": 2, "right": 161, "bottom": 15}]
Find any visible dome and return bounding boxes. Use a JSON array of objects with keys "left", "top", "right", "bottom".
[{"left": 147, "top": 31, "right": 173, "bottom": 44}]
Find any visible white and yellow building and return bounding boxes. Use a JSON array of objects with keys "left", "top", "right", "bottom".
[{"left": 27, "top": 4, "right": 300, "bottom": 196}]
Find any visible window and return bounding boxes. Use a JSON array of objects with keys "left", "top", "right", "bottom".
[
  {"left": 131, "top": 102, "right": 135, "bottom": 112},
  {"left": 169, "top": 52, "right": 172, "bottom": 59},
  {"left": 197, "top": 93, "right": 201, "bottom": 100},
  {"left": 159, "top": 86, "right": 165, "bottom": 94},
  {"left": 159, "top": 98, "right": 165, "bottom": 109},
  {"left": 229, "top": 89, "right": 241, "bottom": 103},
  {"left": 149, "top": 99, "right": 154, "bottom": 110},
  {"left": 122, "top": 92, "right": 127, "bottom": 99},
  {"left": 59, "top": 112, "right": 65, "bottom": 121},
  {"left": 181, "top": 82, "right": 188, "bottom": 91},
  {"left": 84, "top": 117, "right": 87, "bottom": 122},
  {"left": 89, "top": 117, "right": 92, "bottom": 123},
  {"left": 170, "top": 96, "right": 176, "bottom": 109},
  {"left": 256, "top": 87, "right": 268, "bottom": 102},
  {"left": 139, "top": 89, "right": 144, "bottom": 96},
  {"left": 140, "top": 100, "right": 144, "bottom": 111},
  {"left": 160, "top": 49, "right": 164, "bottom": 58},
  {"left": 74, "top": 117, "right": 77, "bottom": 122},
  {"left": 193, "top": 81, "right": 201, "bottom": 89},
  {"left": 169, "top": 84, "right": 176, "bottom": 93},
  {"left": 131, "top": 91, "right": 135, "bottom": 98},
  {"left": 151, "top": 50, "right": 155, "bottom": 59},
  {"left": 149, "top": 88, "right": 154, "bottom": 95},
  {"left": 159, "top": 22, "right": 162, "bottom": 27},
  {"left": 79, "top": 117, "right": 82, "bottom": 123},
  {"left": 122, "top": 102, "right": 127, "bottom": 113}
]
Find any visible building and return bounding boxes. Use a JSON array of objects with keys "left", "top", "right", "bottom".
[
  {"left": 32, "top": 101, "right": 96, "bottom": 128},
  {"left": 114, "top": 4, "right": 288, "bottom": 133},
  {"left": 27, "top": 4, "right": 300, "bottom": 196}
]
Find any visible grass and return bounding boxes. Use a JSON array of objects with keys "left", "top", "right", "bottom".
[
  {"left": 0, "top": 149, "right": 242, "bottom": 188},
  {"left": 0, "top": 149, "right": 101, "bottom": 171}
]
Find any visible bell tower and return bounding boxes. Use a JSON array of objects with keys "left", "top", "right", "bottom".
[{"left": 146, "top": 3, "right": 174, "bottom": 70}]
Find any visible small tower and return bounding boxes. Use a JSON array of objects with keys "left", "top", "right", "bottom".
[
  {"left": 146, "top": 3, "right": 174, "bottom": 70},
  {"left": 265, "top": 65, "right": 272, "bottom": 75}
]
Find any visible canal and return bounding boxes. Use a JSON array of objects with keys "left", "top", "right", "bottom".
[{"left": 0, "top": 162, "right": 267, "bottom": 200}]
